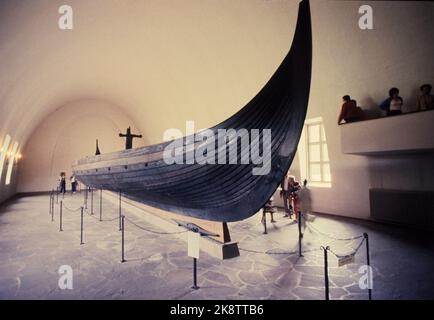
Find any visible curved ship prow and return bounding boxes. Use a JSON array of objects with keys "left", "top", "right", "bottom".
[{"left": 73, "top": 0, "right": 312, "bottom": 223}]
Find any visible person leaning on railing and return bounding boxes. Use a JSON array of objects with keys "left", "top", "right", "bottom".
[
  {"left": 338, "top": 95, "right": 364, "bottom": 124},
  {"left": 380, "top": 87, "right": 403, "bottom": 116}
]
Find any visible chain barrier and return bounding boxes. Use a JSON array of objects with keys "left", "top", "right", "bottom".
[
  {"left": 328, "top": 237, "right": 366, "bottom": 259},
  {"left": 61, "top": 202, "right": 83, "bottom": 213},
  {"left": 301, "top": 213, "right": 366, "bottom": 258},
  {"left": 53, "top": 189, "right": 367, "bottom": 259},
  {"left": 52, "top": 189, "right": 186, "bottom": 232},
  {"left": 238, "top": 212, "right": 367, "bottom": 258},
  {"left": 238, "top": 247, "right": 321, "bottom": 255},
  {"left": 82, "top": 207, "right": 118, "bottom": 222},
  {"left": 302, "top": 213, "right": 364, "bottom": 241},
  {"left": 124, "top": 216, "right": 188, "bottom": 235}
]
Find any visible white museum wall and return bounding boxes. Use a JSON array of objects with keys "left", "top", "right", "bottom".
[
  {"left": 297, "top": 1, "right": 434, "bottom": 218},
  {"left": 0, "top": 0, "right": 433, "bottom": 218},
  {"left": 17, "top": 100, "right": 144, "bottom": 192},
  {"left": 0, "top": 164, "right": 18, "bottom": 203}
]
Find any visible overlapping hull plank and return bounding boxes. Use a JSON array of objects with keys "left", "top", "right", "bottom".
[{"left": 73, "top": 0, "right": 312, "bottom": 222}]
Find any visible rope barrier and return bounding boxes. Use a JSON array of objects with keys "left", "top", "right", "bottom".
[
  {"left": 62, "top": 202, "right": 83, "bottom": 212},
  {"left": 238, "top": 246, "right": 321, "bottom": 256},
  {"left": 82, "top": 207, "right": 118, "bottom": 222},
  {"left": 54, "top": 189, "right": 367, "bottom": 259},
  {"left": 328, "top": 237, "right": 366, "bottom": 259},
  {"left": 302, "top": 213, "right": 364, "bottom": 241},
  {"left": 54, "top": 192, "right": 185, "bottom": 231},
  {"left": 60, "top": 201, "right": 118, "bottom": 223},
  {"left": 124, "top": 216, "right": 188, "bottom": 235}
]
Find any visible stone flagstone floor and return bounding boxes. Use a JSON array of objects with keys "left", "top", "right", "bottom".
[{"left": 1, "top": 193, "right": 434, "bottom": 300}]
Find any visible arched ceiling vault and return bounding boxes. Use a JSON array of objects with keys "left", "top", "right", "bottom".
[{"left": 0, "top": 0, "right": 298, "bottom": 150}]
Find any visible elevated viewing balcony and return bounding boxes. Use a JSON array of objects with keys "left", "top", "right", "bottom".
[{"left": 340, "top": 109, "right": 434, "bottom": 155}]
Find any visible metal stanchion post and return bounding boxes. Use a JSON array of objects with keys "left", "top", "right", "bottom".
[
  {"left": 56, "top": 186, "right": 59, "bottom": 204},
  {"left": 52, "top": 191, "right": 55, "bottom": 219},
  {"left": 80, "top": 207, "right": 84, "bottom": 245},
  {"left": 364, "top": 233, "right": 372, "bottom": 300},
  {"left": 321, "top": 246, "right": 330, "bottom": 300},
  {"left": 298, "top": 212, "right": 303, "bottom": 257},
  {"left": 84, "top": 187, "right": 88, "bottom": 209},
  {"left": 262, "top": 214, "right": 267, "bottom": 235},
  {"left": 59, "top": 200, "right": 63, "bottom": 231},
  {"left": 99, "top": 189, "right": 103, "bottom": 222},
  {"left": 119, "top": 191, "right": 122, "bottom": 231},
  {"left": 49, "top": 190, "right": 53, "bottom": 215},
  {"left": 90, "top": 188, "right": 94, "bottom": 215},
  {"left": 121, "top": 215, "right": 126, "bottom": 263},
  {"left": 192, "top": 258, "right": 199, "bottom": 290},
  {"left": 51, "top": 197, "right": 54, "bottom": 222}
]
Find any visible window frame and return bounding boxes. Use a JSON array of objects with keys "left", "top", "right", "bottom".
[{"left": 303, "top": 117, "right": 331, "bottom": 188}]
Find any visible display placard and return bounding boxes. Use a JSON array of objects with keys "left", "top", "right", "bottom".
[{"left": 187, "top": 231, "right": 200, "bottom": 259}]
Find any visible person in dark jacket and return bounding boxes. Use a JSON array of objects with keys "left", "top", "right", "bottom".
[
  {"left": 338, "top": 95, "right": 364, "bottom": 124},
  {"left": 59, "top": 172, "right": 66, "bottom": 195},
  {"left": 379, "top": 88, "right": 404, "bottom": 116},
  {"left": 261, "top": 197, "right": 276, "bottom": 223}
]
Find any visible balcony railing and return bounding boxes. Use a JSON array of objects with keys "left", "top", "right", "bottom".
[{"left": 340, "top": 109, "right": 434, "bottom": 155}]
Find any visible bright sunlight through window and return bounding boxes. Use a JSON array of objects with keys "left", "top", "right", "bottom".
[{"left": 298, "top": 117, "right": 331, "bottom": 188}]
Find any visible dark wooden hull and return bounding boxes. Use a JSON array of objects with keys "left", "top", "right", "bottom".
[{"left": 72, "top": 0, "right": 312, "bottom": 222}]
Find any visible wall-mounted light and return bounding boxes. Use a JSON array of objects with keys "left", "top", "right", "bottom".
[
  {"left": 0, "top": 135, "right": 12, "bottom": 182},
  {"left": 5, "top": 141, "right": 19, "bottom": 185},
  {"left": 14, "top": 153, "right": 22, "bottom": 164}
]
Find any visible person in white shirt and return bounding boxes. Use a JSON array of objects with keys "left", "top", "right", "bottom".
[
  {"left": 379, "top": 87, "right": 403, "bottom": 116},
  {"left": 70, "top": 175, "right": 77, "bottom": 193}
]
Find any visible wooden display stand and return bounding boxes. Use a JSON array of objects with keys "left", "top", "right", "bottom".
[{"left": 103, "top": 191, "right": 239, "bottom": 260}]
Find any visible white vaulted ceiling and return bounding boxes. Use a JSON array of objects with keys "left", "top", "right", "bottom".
[
  {"left": 0, "top": 0, "right": 297, "bottom": 149},
  {"left": 2, "top": 0, "right": 434, "bottom": 218}
]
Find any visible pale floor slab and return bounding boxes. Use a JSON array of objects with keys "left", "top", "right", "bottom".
[{"left": 1, "top": 194, "right": 434, "bottom": 300}]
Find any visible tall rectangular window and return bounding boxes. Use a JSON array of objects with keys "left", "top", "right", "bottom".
[
  {"left": 298, "top": 117, "right": 331, "bottom": 187},
  {"left": 5, "top": 141, "right": 19, "bottom": 185},
  {"left": 0, "top": 135, "right": 12, "bottom": 183}
]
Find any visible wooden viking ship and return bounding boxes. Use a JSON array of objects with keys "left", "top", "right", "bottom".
[{"left": 73, "top": 0, "right": 312, "bottom": 225}]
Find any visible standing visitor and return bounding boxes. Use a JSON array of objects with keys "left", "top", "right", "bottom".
[
  {"left": 59, "top": 172, "right": 66, "bottom": 195},
  {"left": 288, "top": 176, "right": 301, "bottom": 222},
  {"left": 296, "top": 179, "right": 311, "bottom": 231},
  {"left": 261, "top": 197, "right": 277, "bottom": 233},
  {"left": 280, "top": 173, "right": 293, "bottom": 218},
  {"left": 261, "top": 197, "right": 276, "bottom": 223},
  {"left": 70, "top": 174, "right": 77, "bottom": 194}
]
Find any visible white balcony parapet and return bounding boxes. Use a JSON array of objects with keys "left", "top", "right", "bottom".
[{"left": 341, "top": 109, "right": 434, "bottom": 155}]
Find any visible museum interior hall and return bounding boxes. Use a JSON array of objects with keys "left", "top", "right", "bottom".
[{"left": 1, "top": 0, "right": 434, "bottom": 300}]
